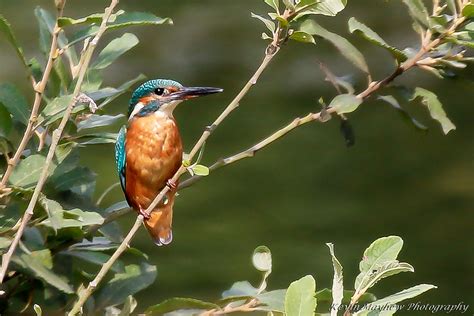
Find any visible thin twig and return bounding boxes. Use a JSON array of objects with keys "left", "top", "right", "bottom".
[
  {"left": 0, "top": 2, "right": 66, "bottom": 190},
  {"left": 66, "top": 11, "right": 293, "bottom": 314},
  {"left": 199, "top": 299, "right": 259, "bottom": 315},
  {"left": 0, "top": 0, "right": 119, "bottom": 284}
]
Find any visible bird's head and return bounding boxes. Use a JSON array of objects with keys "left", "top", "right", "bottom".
[{"left": 128, "top": 79, "right": 223, "bottom": 119}]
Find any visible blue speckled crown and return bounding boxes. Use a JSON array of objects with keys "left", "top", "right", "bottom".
[{"left": 129, "top": 79, "right": 183, "bottom": 116}]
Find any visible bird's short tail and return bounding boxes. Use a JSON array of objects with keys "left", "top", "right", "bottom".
[{"left": 144, "top": 190, "right": 175, "bottom": 246}]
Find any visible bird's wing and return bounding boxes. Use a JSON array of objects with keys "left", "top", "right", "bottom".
[{"left": 115, "top": 126, "right": 127, "bottom": 193}]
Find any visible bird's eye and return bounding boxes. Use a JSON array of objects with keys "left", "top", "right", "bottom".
[{"left": 154, "top": 88, "right": 165, "bottom": 95}]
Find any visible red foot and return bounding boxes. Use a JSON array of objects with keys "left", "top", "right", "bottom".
[
  {"left": 138, "top": 208, "right": 151, "bottom": 220},
  {"left": 166, "top": 179, "right": 177, "bottom": 190}
]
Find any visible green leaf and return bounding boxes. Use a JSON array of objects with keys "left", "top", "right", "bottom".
[
  {"left": 12, "top": 251, "right": 74, "bottom": 294},
  {"left": 9, "top": 155, "right": 55, "bottom": 188},
  {"left": 0, "top": 237, "right": 12, "bottom": 250},
  {"left": 50, "top": 166, "right": 96, "bottom": 197},
  {"left": 348, "top": 18, "right": 407, "bottom": 62},
  {"left": 357, "top": 260, "right": 414, "bottom": 294},
  {"left": 326, "top": 243, "right": 343, "bottom": 315},
  {"left": 38, "top": 95, "right": 74, "bottom": 126},
  {"left": 0, "top": 102, "right": 12, "bottom": 137},
  {"left": 145, "top": 298, "right": 219, "bottom": 315},
  {"left": 257, "top": 289, "right": 286, "bottom": 313},
  {"left": 63, "top": 250, "right": 124, "bottom": 273},
  {"left": 75, "top": 132, "right": 119, "bottom": 145},
  {"left": 77, "top": 114, "right": 124, "bottom": 131},
  {"left": 411, "top": 87, "right": 456, "bottom": 134},
  {"left": 462, "top": 4, "right": 474, "bottom": 18},
  {"left": 252, "top": 245, "right": 272, "bottom": 272},
  {"left": 329, "top": 94, "right": 363, "bottom": 114},
  {"left": 355, "top": 236, "right": 404, "bottom": 291},
  {"left": 0, "top": 203, "right": 21, "bottom": 234},
  {"left": 295, "top": 0, "right": 347, "bottom": 18},
  {"left": 95, "top": 262, "right": 157, "bottom": 310},
  {"left": 38, "top": 196, "right": 63, "bottom": 232},
  {"left": 0, "top": 15, "right": 28, "bottom": 69},
  {"left": 119, "top": 296, "right": 138, "bottom": 316},
  {"left": 33, "top": 304, "right": 42, "bottom": 316},
  {"left": 290, "top": 31, "right": 316, "bottom": 44},
  {"left": 283, "top": 0, "right": 296, "bottom": 10},
  {"left": 315, "top": 288, "right": 376, "bottom": 305},
  {"left": 40, "top": 202, "right": 104, "bottom": 229},
  {"left": 58, "top": 14, "right": 103, "bottom": 27},
  {"left": 191, "top": 164, "right": 210, "bottom": 176},
  {"left": 0, "top": 83, "right": 30, "bottom": 125},
  {"left": 222, "top": 281, "right": 258, "bottom": 298},
  {"left": 378, "top": 95, "right": 427, "bottom": 131},
  {"left": 301, "top": 20, "right": 369, "bottom": 73},
  {"left": 354, "top": 284, "right": 437, "bottom": 316},
  {"left": 251, "top": 13, "right": 276, "bottom": 32},
  {"left": 98, "top": 74, "right": 147, "bottom": 108},
  {"left": 264, "top": 0, "right": 280, "bottom": 13},
  {"left": 34, "top": 7, "right": 55, "bottom": 54},
  {"left": 285, "top": 275, "right": 317, "bottom": 316},
  {"left": 92, "top": 33, "right": 139, "bottom": 69},
  {"left": 401, "top": 0, "right": 429, "bottom": 27},
  {"left": 109, "top": 11, "right": 172, "bottom": 29}
]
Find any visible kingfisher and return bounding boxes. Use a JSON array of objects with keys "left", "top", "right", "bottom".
[{"left": 115, "top": 79, "right": 222, "bottom": 245}]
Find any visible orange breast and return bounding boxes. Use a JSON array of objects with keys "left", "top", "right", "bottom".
[{"left": 125, "top": 112, "right": 183, "bottom": 211}]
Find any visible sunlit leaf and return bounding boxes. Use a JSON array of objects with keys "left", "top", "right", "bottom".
[
  {"left": 92, "top": 33, "right": 139, "bottom": 69},
  {"left": 348, "top": 18, "right": 407, "bottom": 62},
  {"left": 251, "top": 12, "right": 276, "bottom": 32},
  {"left": 290, "top": 31, "right": 316, "bottom": 44},
  {"left": 145, "top": 298, "right": 219, "bottom": 315},
  {"left": 354, "top": 284, "right": 437, "bottom": 316},
  {"left": 285, "top": 275, "right": 316, "bottom": 316},
  {"left": 462, "top": 4, "right": 474, "bottom": 18},
  {"left": 327, "top": 243, "right": 343, "bottom": 316},
  {"left": 191, "top": 164, "right": 210, "bottom": 176},
  {"left": 257, "top": 289, "right": 286, "bottom": 313},
  {"left": 264, "top": 0, "right": 280, "bottom": 13},
  {"left": 301, "top": 20, "right": 369, "bottom": 73},
  {"left": 411, "top": 87, "right": 455, "bottom": 134},
  {"left": 252, "top": 245, "right": 272, "bottom": 272},
  {"left": 295, "top": 0, "right": 347, "bottom": 19},
  {"left": 329, "top": 94, "right": 363, "bottom": 114},
  {"left": 354, "top": 236, "right": 404, "bottom": 291},
  {"left": 222, "top": 281, "right": 258, "bottom": 298}
]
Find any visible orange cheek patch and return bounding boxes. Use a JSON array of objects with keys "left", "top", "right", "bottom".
[{"left": 139, "top": 96, "right": 155, "bottom": 104}]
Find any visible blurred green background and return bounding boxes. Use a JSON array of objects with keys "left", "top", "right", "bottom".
[{"left": 0, "top": 0, "right": 473, "bottom": 313}]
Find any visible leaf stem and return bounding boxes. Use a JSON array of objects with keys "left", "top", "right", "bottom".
[{"left": 0, "top": 0, "right": 119, "bottom": 285}]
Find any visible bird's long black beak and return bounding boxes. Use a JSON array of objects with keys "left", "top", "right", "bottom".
[{"left": 170, "top": 87, "right": 223, "bottom": 100}]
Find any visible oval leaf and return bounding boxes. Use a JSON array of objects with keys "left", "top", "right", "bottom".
[
  {"left": 301, "top": 20, "right": 369, "bottom": 73},
  {"left": 285, "top": 275, "right": 317, "bottom": 316},
  {"left": 329, "top": 94, "right": 363, "bottom": 114},
  {"left": 252, "top": 245, "right": 272, "bottom": 272}
]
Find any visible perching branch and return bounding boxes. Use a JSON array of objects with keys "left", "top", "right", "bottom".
[
  {"left": 0, "top": 1, "right": 65, "bottom": 190},
  {"left": 0, "top": 0, "right": 119, "bottom": 284},
  {"left": 66, "top": 9, "right": 297, "bottom": 315}
]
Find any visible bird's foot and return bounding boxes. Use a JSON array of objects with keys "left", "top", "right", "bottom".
[
  {"left": 166, "top": 179, "right": 177, "bottom": 191},
  {"left": 138, "top": 208, "right": 151, "bottom": 220}
]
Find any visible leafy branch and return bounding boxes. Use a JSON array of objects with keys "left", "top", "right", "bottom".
[{"left": 0, "top": 0, "right": 119, "bottom": 284}]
